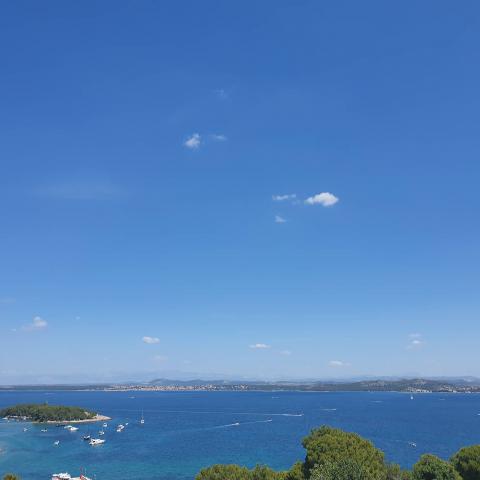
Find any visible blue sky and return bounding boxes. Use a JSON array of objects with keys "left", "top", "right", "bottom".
[{"left": 1, "top": 1, "right": 479, "bottom": 383}]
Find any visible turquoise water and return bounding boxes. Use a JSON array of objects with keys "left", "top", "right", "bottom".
[{"left": 1, "top": 390, "right": 480, "bottom": 479}]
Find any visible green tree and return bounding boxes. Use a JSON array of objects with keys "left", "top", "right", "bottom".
[
  {"left": 284, "top": 462, "right": 305, "bottom": 480},
  {"left": 251, "top": 465, "right": 286, "bottom": 480},
  {"left": 386, "top": 463, "right": 412, "bottom": 480},
  {"left": 195, "top": 464, "right": 285, "bottom": 480},
  {"left": 412, "top": 454, "right": 461, "bottom": 480},
  {"left": 310, "top": 459, "right": 369, "bottom": 479},
  {"left": 196, "top": 464, "right": 251, "bottom": 480},
  {"left": 302, "top": 426, "right": 387, "bottom": 479},
  {"left": 450, "top": 445, "right": 480, "bottom": 480}
]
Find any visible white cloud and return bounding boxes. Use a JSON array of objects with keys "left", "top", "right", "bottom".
[
  {"left": 305, "top": 192, "right": 339, "bottom": 207},
  {"left": 407, "top": 334, "right": 425, "bottom": 350},
  {"left": 210, "top": 134, "right": 227, "bottom": 142},
  {"left": 279, "top": 350, "right": 292, "bottom": 356},
  {"left": 184, "top": 133, "right": 201, "bottom": 149},
  {"left": 214, "top": 89, "right": 228, "bottom": 100},
  {"left": 142, "top": 336, "right": 160, "bottom": 344},
  {"left": 274, "top": 215, "right": 287, "bottom": 223},
  {"left": 328, "top": 360, "right": 350, "bottom": 367},
  {"left": 249, "top": 343, "right": 271, "bottom": 349},
  {"left": 272, "top": 194, "right": 296, "bottom": 201},
  {"left": 23, "top": 316, "right": 48, "bottom": 332}
]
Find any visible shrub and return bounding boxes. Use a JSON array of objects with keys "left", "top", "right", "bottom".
[
  {"left": 412, "top": 454, "right": 461, "bottom": 480},
  {"left": 450, "top": 445, "right": 480, "bottom": 480},
  {"left": 302, "top": 426, "right": 387, "bottom": 479}
]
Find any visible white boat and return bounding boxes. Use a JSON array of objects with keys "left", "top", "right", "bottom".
[
  {"left": 52, "top": 473, "right": 71, "bottom": 480},
  {"left": 140, "top": 410, "right": 145, "bottom": 424},
  {"left": 98, "top": 430, "right": 105, "bottom": 435},
  {"left": 125, "top": 422, "right": 129, "bottom": 426},
  {"left": 54, "top": 440, "right": 60, "bottom": 446},
  {"left": 116, "top": 424, "right": 124, "bottom": 432},
  {"left": 102, "top": 422, "right": 108, "bottom": 428},
  {"left": 23, "top": 427, "right": 28, "bottom": 432},
  {"left": 410, "top": 395, "right": 414, "bottom": 400},
  {"left": 64, "top": 425, "right": 73, "bottom": 429},
  {"left": 52, "top": 472, "right": 92, "bottom": 480},
  {"left": 41, "top": 428, "right": 48, "bottom": 432},
  {"left": 68, "top": 426, "right": 79, "bottom": 432},
  {"left": 89, "top": 438, "right": 105, "bottom": 446},
  {"left": 408, "top": 441, "right": 417, "bottom": 447}
]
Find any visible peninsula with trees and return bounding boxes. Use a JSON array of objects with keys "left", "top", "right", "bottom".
[{"left": 0, "top": 403, "right": 110, "bottom": 423}]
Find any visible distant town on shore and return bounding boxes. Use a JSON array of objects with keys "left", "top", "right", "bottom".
[{"left": 2, "top": 378, "right": 480, "bottom": 394}]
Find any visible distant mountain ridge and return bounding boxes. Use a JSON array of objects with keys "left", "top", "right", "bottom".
[{"left": 147, "top": 377, "right": 480, "bottom": 392}]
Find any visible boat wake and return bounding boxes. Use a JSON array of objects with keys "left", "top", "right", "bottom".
[{"left": 215, "top": 419, "right": 273, "bottom": 428}]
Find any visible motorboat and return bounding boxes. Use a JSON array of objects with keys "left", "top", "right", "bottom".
[
  {"left": 54, "top": 440, "right": 60, "bottom": 446},
  {"left": 52, "top": 473, "right": 71, "bottom": 480},
  {"left": 89, "top": 438, "right": 105, "bottom": 446}
]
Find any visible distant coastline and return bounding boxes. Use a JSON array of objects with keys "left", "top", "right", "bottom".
[{"left": 1, "top": 377, "right": 480, "bottom": 394}]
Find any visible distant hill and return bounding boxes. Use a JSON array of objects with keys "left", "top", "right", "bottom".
[{"left": 148, "top": 377, "right": 479, "bottom": 392}]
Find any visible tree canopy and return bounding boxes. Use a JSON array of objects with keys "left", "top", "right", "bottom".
[
  {"left": 195, "top": 425, "right": 479, "bottom": 480},
  {"left": 302, "top": 426, "right": 386, "bottom": 479},
  {"left": 0, "top": 403, "right": 96, "bottom": 422},
  {"left": 412, "top": 454, "right": 461, "bottom": 480},
  {"left": 450, "top": 445, "right": 480, "bottom": 480},
  {"left": 196, "top": 465, "right": 285, "bottom": 480}
]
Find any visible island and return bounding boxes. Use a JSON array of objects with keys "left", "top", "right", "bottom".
[{"left": 0, "top": 403, "right": 110, "bottom": 423}]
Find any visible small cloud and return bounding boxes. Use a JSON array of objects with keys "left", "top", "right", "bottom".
[
  {"left": 305, "top": 192, "right": 339, "bottom": 207},
  {"left": 184, "top": 133, "right": 201, "bottom": 149},
  {"left": 142, "top": 336, "right": 160, "bottom": 344},
  {"left": 210, "top": 134, "right": 227, "bottom": 142},
  {"left": 279, "top": 350, "right": 292, "bottom": 356},
  {"left": 274, "top": 215, "right": 287, "bottom": 224},
  {"left": 407, "top": 334, "right": 425, "bottom": 350},
  {"left": 214, "top": 89, "right": 228, "bottom": 100},
  {"left": 153, "top": 354, "right": 168, "bottom": 362},
  {"left": 328, "top": 360, "right": 350, "bottom": 367},
  {"left": 249, "top": 343, "right": 271, "bottom": 349},
  {"left": 23, "top": 315, "right": 48, "bottom": 332},
  {"left": 272, "top": 194, "right": 296, "bottom": 202}
]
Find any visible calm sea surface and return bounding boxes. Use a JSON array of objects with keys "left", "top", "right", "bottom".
[{"left": 1, "top": 390, "right": 480, "bottom": 479}]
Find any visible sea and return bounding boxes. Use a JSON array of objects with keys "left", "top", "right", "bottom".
[{"left": 1, "top": 390, "right": 480, "bottom": 479}]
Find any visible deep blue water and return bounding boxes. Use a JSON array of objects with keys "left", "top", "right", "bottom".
[{"left": 1, "top": 390, "right": 480, "bottom": 479}]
